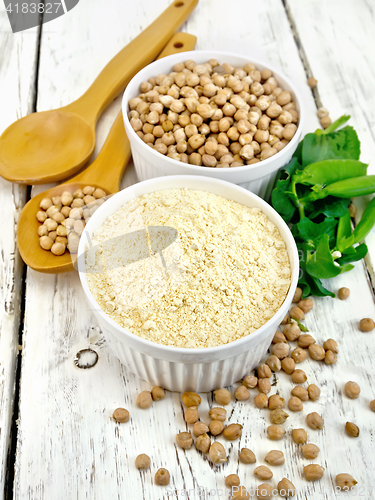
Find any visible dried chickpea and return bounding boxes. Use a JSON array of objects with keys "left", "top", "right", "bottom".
[
  {"left": 38, "top": 225, "right": 48, "bottom": 237},
  {"left": 359, "top": 318, "right": 375, "bottom": 332},
  {"left": 258, "top": 378, "right": 271, "bottom": 394},
  {"left": 209, "top": 407, "right": 226, "bottom": 421},
  {"left": 307, "top": 76, "right": 318, "bottom": 87},
  {"left": 239, "top": 447, "right": 256, "bottom": 464},
  {"left": 291, "top": 386, "right": 309, "bottom": 401},
  {"left": 270, "top": 408, "right": 289, "bottom": 425},
  {"left": 254, "top": 393, "right": 268, "bottom": 409},
  {"left": 301, "top": 443, "right": 320, "bottom": 459},
  {"left": 135, "top": 454, "right": 150, "bottom": 469},
  {"left": 345, "top": 381, "right": 360, "bottom": 399},
  {"left": 338, "top": 287, "right": 350, "bottom": 300},
  {"left": 40, "top": 197, "right": 53, "bottom": 210},
  {"left": 182, "top": 391, "right": 201, "bottom": 407},
  {"left": 306, "top": 412, "right": 324, "bottom": 430},
  {"left": 254, "top": 466, "right": 273, "bottom": 480},
  {"left": 345, "top": 421, "right": 360, "bottom": 437},
  {"left": 336, "top": 474, "right": 358, "bottom": 490},
  {"left": 51, "top": 242, "right": 66, "bottom": 256},
  {"left": 193, "top": 421, "right": 209, "bottom": 437},
  {"left": 223, "top": 423, "right": 242, "bottom": 440},
  {"left": 292, "top": 428, "right": 307, "bottom": 444},
  {"left": 40, "top": 236, "right": 53, "bottom": 250},
  {"left": 289, "top": 306, "right": 305, "bottom": 321},
  {"left": 288, "top": 397, "right": 303, "bottom": 412},
  {"left": 151, "top": 386, "right": 165, "bottom": 401},
  {"left": 293, "top": 287, "right": 303, "bottom": 303},
  {"left": 209, "top": 420, "right": 225, "bottom": 436},
  {"left": 225, "top": 474, "right": 240, "bottom": 488},
  {"left": 235, "top": 385, "right": 250, "bottom": 401},
  {"left": 272, "top": 343, "right": 290, "bottom": 359},
  {"left": 307, "top": 384, "right": 320, "bottom": 401},
  {"left": 112, "top": 408, "right": 129, "bottom": 423},
  {"left": 324, "top": 350, "right": 337, "bottom": 365},
  {"left": 291, "top": 369, "right": 307, "bottom": 384},
  {"left": 267, "top": 424, "right": 286, "bottom": 440},
  {"left": 257, "top": 483, "right": 273, "bottom": 500},
  {"left": 184, "top": 407, "right": 199, "bottom": 424},
  {"left": 155, "top": 468, "right": 170, "bottom": 486},
  {"left": 320, "top": 115, "right": 332, "bottom": 129},
  {"left": 36, "top": 211, "right": 47, "bottom": 222},
  {"left": 213, "top": 388, "right": 231, "bottom": 405},
  {"left": 136, "top": 391, "right": 153, "bottom": 409},
  {"left": 278, "top": 478, "right": 296, "bottom": 497},
  {"left": 268, "top": 394, "right": 284, "bottom": 410},
  {"left": 298, "top": 334, "right": 316, "bottom": 349},
  {"left": 265, "top": 450, "right": 285, "bottom": 466},
  {"left": 370, "top": 400, "right": 375, "bottom": 412},
  {"left": 291, "top": 347, "right": 307, "bottom": 364},
  {"left": 283, "top": 323, "right": 301, "bottom": 341},
  {"left": 303, "top": 464, "right": 324, "bottom": 481},
  {"left": 281, "top": 357, "right": 295, "bottom": 374},
  {"left": 208, "top": 441, "right": 227, "bottom": 464},
  {"left": 272, "top": 331, "right": 287, "bottom": 344},
  {"left": 266, "top": 355, "right": 281, "bottom": 372},
  {"left": 176, "top": 431, "right": 193, "bottom": 449},
  {"left": 257, "top": 364, "right": 272, "bottom": 379},
  {"left": 323, "top": 338, "right": 338, "bottom": 353},
  {"left": 298, "top": 298, "right": 313, "bottom": 313},
  {"left": 195, "top": 433, "right": 211, "bottom": 453}
]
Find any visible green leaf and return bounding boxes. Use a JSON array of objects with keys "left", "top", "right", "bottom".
[
  {"left": 340, "top": 263, "right": 355, "bottom": 273},
  {"left": 307, "top": 197, "right": 350, "bottom": 219},
  {"left": 294, "top": 217, "right": 337, "bottom": 247},
  {"left": 337, "top": 243, "right": 368, "bottom": 265},
  {"left": 271, "top": 158, "right": 300, "bottom": 222},
  {"left": 320, "top": 115, "right": 351, "bottom": 134},
  {"left": 302, "top": 126, "right": 360, "bottom": 167},
  {"left": 336, "top": 210, "right": 352, "bottom": 250},
  {"left": 297, "top": 243, "right": 335, "bottom": 297},
  {"left": 306, "top": 234, "right": 341, "bottom": 279},
  {"left": 295, "top": 159, "right": 367, "bottom": 187},
  {"left": 338, "top": 197, "right": 375, "bottom": 250}
]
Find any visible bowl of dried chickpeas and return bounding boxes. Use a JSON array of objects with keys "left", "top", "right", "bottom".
[{"left": 122, "top": 51, "right": 304, "bottom": 198}]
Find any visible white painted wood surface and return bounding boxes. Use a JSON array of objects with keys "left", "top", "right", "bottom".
[
  {"left": 0, "top": 8, "right": 39, "bottom": 496},
  {"left": 0, "top": 0, "right": 372, "bottom": 499}
]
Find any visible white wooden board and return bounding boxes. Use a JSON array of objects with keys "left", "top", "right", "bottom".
[
  {"left": 0, "top": 5, "right": 39, "bottom": 496},
  {"left": 8, "top": 0, "right": 375, "bottom": 499}
]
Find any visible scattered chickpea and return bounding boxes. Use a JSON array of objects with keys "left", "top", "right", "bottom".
[
  {"left": 307, "top": 384, "right": 321, "bottom": 401},
  {"left": 298, "top": 298, "right": 313, "bottom": 313},
  {"left": 136, "top": 391, "right": 153, "bottom": 409},
  {"left": 281, "top": 357, "right": 295, "bottom": 374},
  {"left": 184, "top": 407, "right": 199, "bottom": 424},
  {"left": 267, "top": 424, "right": 286, "bottom": 440},
  {"left": 257, "top": 483, "right": 273, "bottom": 500},
  {"left": 289, "top": 306, "right": 305, "bottom": 321},
  {"left": 242, "top": 375, "right": 258, "bottom": 389},
  {"left": 209, "top": 420, "right": 225, "bottom": 436},
  {"left": 345, "top": 421, "right": 360, "bottom": 437},
  {"left": 293, "top": 287, "right": 303, "bottom": 303},
  {"left": 298, "top": 334, "right": 316, "bottom": 349},
  {"left": 324, "top": 350, "right": 337, "bottom": 365},
  {"left": 288, "top": 396, "right": 303, "bottom": 412},
  {"left": 291, "top": 369, "right": 307, "bottom": 384},
  {"left": 292, "top": 428, "right": 308, "bottom": 444},
  {"left": 112, "top": 408, "right": 129, "bottom": 423},
  {"left": 338, "top": 287, "right": 350, "bottom": 300},
  {"left": 223, "top": 423, "right": 242, "bottom": 440},
  {"left": 323, "top": 338, "right": 338, "bottom": 354},
  {"left": 301, "top": 443, "right": 320, "bottom": 459},
  {"left": 265, "top": 450, "right": 285, "bottom": 466},
  {"left": 272, "top": 330, "right": 287, "bottom": 344},
  {"left": 320, "top": 115, "right": 332, "bottom": 129},
  {"left": 235, "top": 385, "right": 250, "bottom": 401},
  {"left": 209, "top": 407, "right": 227, "bottom": 421},
  {"left": 182, "top": 391, "right": 201, "bottom": 407},
  {"left": 266, "top": 355, "right": 281, "bottom": 372},
  {"left": 135, "top": 453, "right": 150, "bottom": 469},
  {"left": 307, "top": 76, "right": 318, "bottom": 88},
  {"left": 304, "top": 464, "right": 324, "bottom": 481},
  {"left": 336, "top": 474, "right": 358, "bottom": 490},
  {"left": 208, "top": 441, "right": 227, "bottom": 464},
  {"left": 257, "top": 363, "right": 272, "bottom": 378},
  {"left": 151, "top": 386, "right": 165, "bottom": 401},
  {"left": 283, "top": 323, "right": 301, "bottom": 341},
  {"left": 176, "top": 431, "right": 193, "bottom": 449},
  {"left": 308, "top": 344, "right": 326, "bottom": 361},
  {"left": 270, "top": 409, "right": 289, "bottom": 425},
  {"left": 291, "top": 386, "right": 309, "bottom": 402},
  {"left": 359, "top": 318, "right": 375, "bottom": 332},
  {"left": 195, "top": 433, "right": 211, "bottom": 453},
  {"left": 254, "top": 393, "right": 269, "bottom": 409},
  {"left": 239, "top": 447, "right": 256, "bottom": 464},
  {"left": 370, "top": 400, "right": 375, "bottom": 412},
  {"left": 225, "top": 474, "right": 240, "bottom": 488},
  {"left": 345, "top": 381, "right": 361, "bottom": 399},
  {"left": 291, "top": 347, "right": 307, "bottom": 364},
  {"left": 258, "top": 378, "right": 271, "bottom": 394},
  {"left": 272, "top": 342, "right": 290, "bottom": 359},
  {"left": 155, "top": 468, "right": 170, "bottom": 486},
  {"left": 268, "top": 394, "right": 284, "bottom": 410},
  {"left": 278, "top": 477, "right": 296, "bottom": 497},
  {"left": 193, "top": 421, "right": 209, "bottom": 437},
  {"left": 254, "top": 465, "right": 273, "bottom": 480},
  {"left": 306, "top": 412, "right": 324, "bottom": 430}
]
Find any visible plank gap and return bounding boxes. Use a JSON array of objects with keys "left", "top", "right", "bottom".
[{"left": 282, "top": 0, "right": 323, "bottom": 109}]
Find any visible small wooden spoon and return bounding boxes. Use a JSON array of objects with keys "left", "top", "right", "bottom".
[
  {"left": 0, "top": 0, "right": 198, "bottom": 185},
  {"left": 17, "top": 33, "right": 197, "bottom": 274}
]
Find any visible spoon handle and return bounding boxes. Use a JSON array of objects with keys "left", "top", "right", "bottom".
[
  {"left": 72, "top": 32, "right": 198, "bottom": 193},
  {"left": 69, "top": 0, "right": 198, "bottom": 125}
]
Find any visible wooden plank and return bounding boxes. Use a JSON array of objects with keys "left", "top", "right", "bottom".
[
  {"left": 0, "top": 4, "right": 40, "bottom": 496},
  {"left": 14, "top": 1, "right": 375, "bottom": 499},
  {"left": 285, "top": 0, "right": 375, "bottom": 286}
]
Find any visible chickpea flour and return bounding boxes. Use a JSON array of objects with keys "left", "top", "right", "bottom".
[{"left": 86, "top": 189, "right": 291, "bottom": 348}]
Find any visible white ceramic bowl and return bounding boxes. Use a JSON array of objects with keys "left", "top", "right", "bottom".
[
  {"left": 78, "top": 176, "right": 299, "bottom": 392},
  {"left": 122, "top": 50, "right": 305, "bottom": 199}
]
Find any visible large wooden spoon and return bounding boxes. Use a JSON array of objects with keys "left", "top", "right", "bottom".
[
  {"left": 17, "top": 32, "right": 197, "bottom": 274},
  {"left": 0, "top": 0, "right": 198, "bottom": 185}
]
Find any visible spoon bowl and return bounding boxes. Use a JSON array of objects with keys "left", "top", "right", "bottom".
[{"left": 0, "top": 110, "right": 94, "bottom": 184}]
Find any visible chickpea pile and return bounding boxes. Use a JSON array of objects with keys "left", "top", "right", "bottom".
[
  {"left": 128, "top": 59, "right": 299, "bottom": 168},
  {"left": 36, "top": 186, "right": 107, "bottom": 256}
]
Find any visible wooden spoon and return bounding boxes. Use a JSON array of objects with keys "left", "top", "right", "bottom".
[
  {"left": 0, "top": 0, "right": 198, "bottom": 185},
  {"left": 17, "top": 32, "right": 197, "bottom": 274}
]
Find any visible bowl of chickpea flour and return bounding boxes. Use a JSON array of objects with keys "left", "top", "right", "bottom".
[
  {"left": 122, "top": 50, "right": 305, "bottom": 199},
  {"left": 78, "top": 176, "right": 299, "bottom": 392}
]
